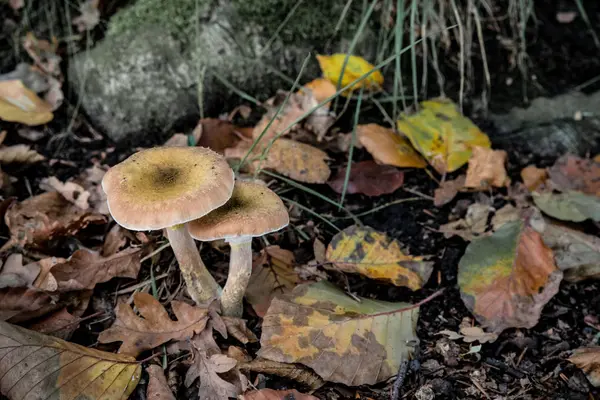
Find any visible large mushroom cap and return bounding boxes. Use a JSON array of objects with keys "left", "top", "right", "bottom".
[
  {"left": 188, "top": 180, "right": 289, "bottom": 241},
  {"left": 102, "top": 146, "right": 234, "bottom": 230}
]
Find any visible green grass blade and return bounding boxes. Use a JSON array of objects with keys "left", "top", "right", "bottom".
[
  {"left": 280, "top": 196, "right": 342, "bottom": 232},
  {"left": 339, "top": 87, "right": 364, "bottom": 208}
]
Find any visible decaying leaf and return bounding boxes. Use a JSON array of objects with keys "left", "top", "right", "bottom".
[
  {"left": 439, "top": 202, "right": 493, "bottom": 241},
  {"left": 25, "top": 307, "right": 80, "bottom": 340},
  {"left": 222, "top": 317, "right": 258, "bottom": 344},
  {"left": 548, "top": 154, "right": 600, "bottom": 196},
  {"left": 356, "top": 124, "right": 427, "bottom": 168},
  {"left": 0, "top": 144, "right": 45, "bottom": 164},
  {"left": 102, "top": 224, "right": 127, "bottom": 256},
  {"left": 241, "top": 389, "right": 319, "bottom": 400},
  {"left": 0, "top": 79, "right": 53, "bottom": 125},
  {"left": 193, "top": 118, "right": 249, "bottom": 154},
  {"left": 397, "top": 98, "right": 491, "bottom": 174},
  {"left": 146, "top": 364, "right": 176, "bottom": 400},
  {"left": 98, "top": 292, "right": 209, "bottom": 357},
  {"left": 521, "top": 165, "right": 548, "bottom": 192},
  {"left": 246, "top": 246, "right": 301, "bottom": 317},
  {"left": 75, "top": 163, "right": 110, "bottom": 214},
  {"left": 316, "top": 54, "right": 383, "bottom": 95},
  {"left": 0, "top": 320, "right": 141, "bottom": 399},
  {"left": 326, "top": 225, "right": 433, "bottom": 290},
  {"left": 438, "top": 325, "right": 498, "bottom": 344},
  {"left": 434, "top": 175, "right": 466, "bottom": 207},
  {"left": 569, "top": 347, "right": 600, "bottom": 387},
  {"left": 458, "top": 218, "right": 563, "bottom": 333},
  {"left": 0, "top": 287, "right": 56, "bottom": 322},
  {"left": 327, "top": 161, "right": 405, "bottom": 197},
  {"left": 39, "top": 176, "right": 90, "bottom": 210},
  {"left": 533, "top": 190, "right": 600, "bottom": 222},
  {"left": 301, "top": 78, "right": 336, "bottom": 104},
  {"left": 238, "top": 359, "right": 324, "bottom": 390},
  {"left": 464, "top": 146, "right": 510, "bottom": 189},
  {"left": 2, "top": 191, "right": 107, "bottom": 251},
  {"left": 23, "top": 32, "right": 60, "bottom": 76},
  {"left": 0, "top": 253, "right": 39, "bottom": 288},
  {"left": 259, "top": 280, "right": 420, "bottom": 385}
]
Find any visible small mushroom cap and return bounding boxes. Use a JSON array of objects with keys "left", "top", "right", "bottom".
[
  {"left": 188, "top": 180, "right": 289, "bottom": 241},
  {"left": 102, "top": 146, "right": 234, "bottom": 230}
]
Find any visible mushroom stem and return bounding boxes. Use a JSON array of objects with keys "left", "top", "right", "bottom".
[
  {"left": 220, "top": 236, "right": 253, "bottom": 317},
  {"left": 166, "top": 225, "right": 221, "bottom": 304}
]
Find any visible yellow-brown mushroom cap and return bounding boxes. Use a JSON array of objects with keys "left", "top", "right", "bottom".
[
  {"left": 188, "top": 180, "right": 289, "bottom": 241},
  {"left": 102, "top": 146, "right": 234, "bottom": 230}
]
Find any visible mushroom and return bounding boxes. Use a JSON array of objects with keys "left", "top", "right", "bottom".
[
  {"left": 101, "top": 146, "right": 234, "bottom": 304},
  {"left": 188, "top": 180, "right": 289, "bottom": 317}
]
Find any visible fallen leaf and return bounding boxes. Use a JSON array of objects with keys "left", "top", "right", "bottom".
[
  {"left": 75, "top": 163, "right": 110, "bottom": 214},
  {"left": 0, "top": 79, "right": 53, "bottom": 125},
  {"left": 241, "top": 389, "right": 319, "bottom": 400},
  {"left": 51, "top": 248, "right": 141, "bottom": 291},
  {"left": 222, "top": 317, "right": 258, "bottom": 344},
  {"left": 0, "top": 253, "right": 39, "bottom": 288},
  {"left": 39, "top": 176, "right": 91, "bottom": 210},
  {"left": 316, "top": 54, "right": 383, "bottom": 95},
  {"left": 438, "top": 326, "right": 498, "bottom": 344},
  {"left": 98, "top": 292, "right": 209, "bottom": 357},
  {"left": 326, "top": 225, "right": 433, "bottom": 290},
  {"left": 356, "top": 124, "right": 427, "bottom": 168},
  {"left": 238, "top": 359, "right": 324, "bottom": 390},
  {"left": 0, "top": 320, "right": 141, "bottom": 399},
  {"left": 32, "top": 256, "right": 62, "bottom": 291},
  {"left": 301, "top": 78, "right": 337, "bottom": 104},
  {"left": 521, "top": 165, "right": 548, "bottom": 191},
  {"left": 327, "top": 161, "right": 405, "bottom": 197},
  {"left": 439, "top": 202, "right": 493, "bottom": 241},
  {"left": 533, "top": 190, "right": 600, "bottom": 222},
  {"left": 146, "top": 364, "right": 176, "bottom": 400},
  {"left": 457, "top": 218, "right": 563, "bottom": 333},
  {"left": 569, "top": 347, "right": 600, "bottom": 387},
  {"left": 25, "top": 307, "right": 80, "bottom": 340},
  {"left": 434, "top": 175, "right": 466, "bottom": 206},
  {"left": 464, "top": 146, "right": 510, "bottom": 189},
  {"left": 548, "top": 154, "right": 600, "bottom": 196},
  {"left": 2, "top": 191, "right": 107, "bottom": 252},
  {"left": 18, "top": 127, "right": 46, "bottom": 141},
  {"left": 259, "top": 138, "right": 331, "bottom": 184},
  {"left": 72, "top": 0, "right": 100, "bottom": 32},
  {"left": 397, "top": 98, "right": 491, "bottom": 174},
  {"left": 246, "top": 246, "right": 301, "bottom": 317},
  {"left": 491, "top": 204, "right": 521, "bottom": 230},
  {"left": 0, "top": 287, "right": 56, "bottom": 322},
  {"left": 194, "top": 118, "right": 247, "bottom": 154},
  {"left": 23, "top": 32, "right": 61, "bottom": 76},
  {"left": 258, "top": 280, "right": 420, "bottom": 385},
  {"left": 0, "top": 144, "right": 45, "bottom": 164},
  {"left": 163, "top": 132, "right": 189, "bottom": 147},
  {"left": 102, "top": 224, "right": 127, "bottom": 256}
]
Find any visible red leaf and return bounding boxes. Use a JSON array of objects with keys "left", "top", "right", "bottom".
[{"left": 327, "top": 160, "right": 404, "bottom": 197}]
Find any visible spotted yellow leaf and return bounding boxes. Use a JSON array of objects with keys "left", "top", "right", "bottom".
[
  {"left": 0, "top": 80, "right": 53, "bottom": 126},
  {"left": 0, "top": 320, "right": 141, "bottom": 400},
  {"left": 258, "top": 280, "right": 419, "bottom": 386},
  {"left": 397, "top": 98, "right": 490, "bottom": 173},
  {"left": 316, "top": 54, "right": 383, "bottom": 96},
  {"left": 326, "top": 225, "right": 433, "bottom": 290}
]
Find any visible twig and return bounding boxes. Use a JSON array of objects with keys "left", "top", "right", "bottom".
[
  {"left": 116, "top": 272, "right": 170, "bottom": 295},
  {"left": 390, "top": 360, "right": 409, "bottom": 400},
  {"left": 402, "top": 187, "right": 434, "bottom": 201},
  {"left": 141, "top": 242, "right": 171, "bottom": 262}
]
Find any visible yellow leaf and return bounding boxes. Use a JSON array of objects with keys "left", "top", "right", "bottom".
[
  {"left": 0, "top": 320, "right": 141, "bottom": 400},
  {"left": 316, "top": 54, "right": 383, "bottom": 96},
  {"left": 0, "top": 80, "right": 53, "bottom": 125},
  {"left": 325, "top": 225, "right": 433, "bottom": 290},
  {"left": 397, "top": 98, "right": 490, "bottom": 173},
  {"left": 356, "top": 124, "right": 427, "bottom": 168}
]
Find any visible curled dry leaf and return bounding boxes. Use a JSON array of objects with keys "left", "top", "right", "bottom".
[
  {"left": 533, "top": 190, "right": 600, "bottom": 222},
  {"left": 246, "top": 245, "right": 301, "bottom": 317},
  {"left": 521, "top": 165, "right": 548, "bottom": 192},
  {"left": 193, "top": 118, "right": 248, "bottom": 154},
  {"left": 569, "top": 347, "right": 600, "bottom": 387},
  {"left": 259, "top": 280, "right": 420, "bottom": 386},
  {"left": 0, "top": 79, "right": 53, "bottom": 125},
  {"left": 548, "top": 154, "right": 600, "bottom": 196},
  {"left": 241, "top": 389, "right": 319, "bottom": 400},
  {"left": 0, "top": 144, "right": 45, "bottom": 164},
  {"left": 327, "top": 160, "right": 405, "bottom": 197},
  {"left": 2, "top": 191, "right": 107, "bottom": 252},
  {"left": 397, "top": 98, "right": 491, "bottom": 174},
  {"left": 98, "top": 292, "right": 209, "bottom": 357},
  {"left": 39, "top": 176, "right": 90, "bottom": 210},
  {"left": 356, "top": 124, "right": 427, "bottom": 168},
  {"left": 222, "top": 317, "right": 258, "bottom": 344},
  {"left": 316, "top": 54, "right": 383, "bottom": 95},
  {"left": 434, "top": 175, "right": 466, "bottom": 207},
  {"left": 464, "top": 146, "right": 510, "bottom": 189},
  {"left": 439, "top": 202, "right": 493, "bottom": 241},
  {"left": 238, "top": 358, "right": 324, "bottom": 390},
  {"left": 326, "top": 225, "right": 433, "bottom": 290},
  {"left": 458, "top": 218, "right": 563, "bottom": 333},
  {"left": 146, "top": 364, "right": 176, "bottom": 400},
  {"left": 0, "top": 320, "right": 141, "bottom": 399}
]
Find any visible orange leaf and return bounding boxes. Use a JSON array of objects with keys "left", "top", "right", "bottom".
[
  {"left": 301, "top": 78, "right": 336, "bottom": 104},
  {"left": 0, "top": 79, "right": 53, "bottom": 125},
  {"left": 520, "top": 165, "right": 548, "bottom": 191},
  {"left": 464, "top": 146, "right": 510, "bottom": 189},
  {"left": 357, "top": 124, "right": 427, "bottom": 168}
]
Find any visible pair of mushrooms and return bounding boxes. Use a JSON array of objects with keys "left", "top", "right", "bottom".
[{"left": 101, "top": 146, "right": 289, "bottom": 317}]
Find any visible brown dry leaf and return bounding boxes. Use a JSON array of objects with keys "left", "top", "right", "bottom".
[
  {"left": 0, "top": 253, "right": 39, "bottom": 288},
  {"left": 23, "top": 32, "right": 60, "bottom": 76},
  {"left": 146, "top": 364, "right": 176, "bottom": 400},
  {"left": 521, "top": 165, "right": 548, "bottom": 191},
  {"left": 163, "top": 133, "right": 189, "bottom": 147},
  {"left": 32, "top": 256, "right": 62, "bottom": 291},
  {"left": 246, "top": 246, "right": 301, "bottom": 317},
  {"left": 0, "top": 144, "right": 45, "bottom": 164},
  {"left": 25, "top": 307, "right": 80, "bottom": 340},
  {"left": 357, "top": 124, "right": 427, "bottom": 168},
  {"left": 327, "top": 160, "right": 404, "bottom": 197},
  {"left": 238, "top": 359, "right": 325, "bottom": 390},
  {"left": 51, "top": 248, "right": 141, "bottom": 291},
  {"left": 222, "top": 317, "right": 258, "bottom": 344},
  {"left": 0, "top": 287, "right": 56, "bottom": 322},
  {"left": 569, "top": 347, "right": 600, "bottom": 387},
  {"left": 75, "top": 163, "right": 110, "bottom": 214},
  {"left": 0, "top": 320, "right": 141, "bottom": 399},
  {"left": 434, "top": 175, "right": 466, "bottom": 207},
  {"left": 98, "top": 292, "right": 209, "bottom": 357},
  {"left": 439, "top": 202, "right": 493, "bottom": 241},
  {"left": 39, "top": 176, "right": 90, "bottom": 210},
  {"left": 253, "top": 91, "right": 306, "bottom": 143},
  {"left": 102, "top": 224, "right": 127, "bottom": 256},
  {"left": 241, "top": 389, "right": 319, "bottom": 400},
  {"left": 194, "top": 118, "right": 247, "bottom": 154},
  {"left": 438, "top": 325, "right": 498, "bottom": 344},
  {"left": 464, "top": 146, "right": 510, "bottom": 189},
  {"left": 458, "top": 216, "right": 563, "bottom": 333},
  {"left": 2, "top": 191, "right": 107, "bottom": 252},
  {"left": 548, "top": 154, "right": 600, "bottom": 196},
  {"left": 72, "top": 0, "right": 100, "bottom": 32},
  {"left": 0, "top": 79, "right": 54, "bottom": 125},
  {"left": 326, "top": 225, "right": 433, "bottom": 290}
]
